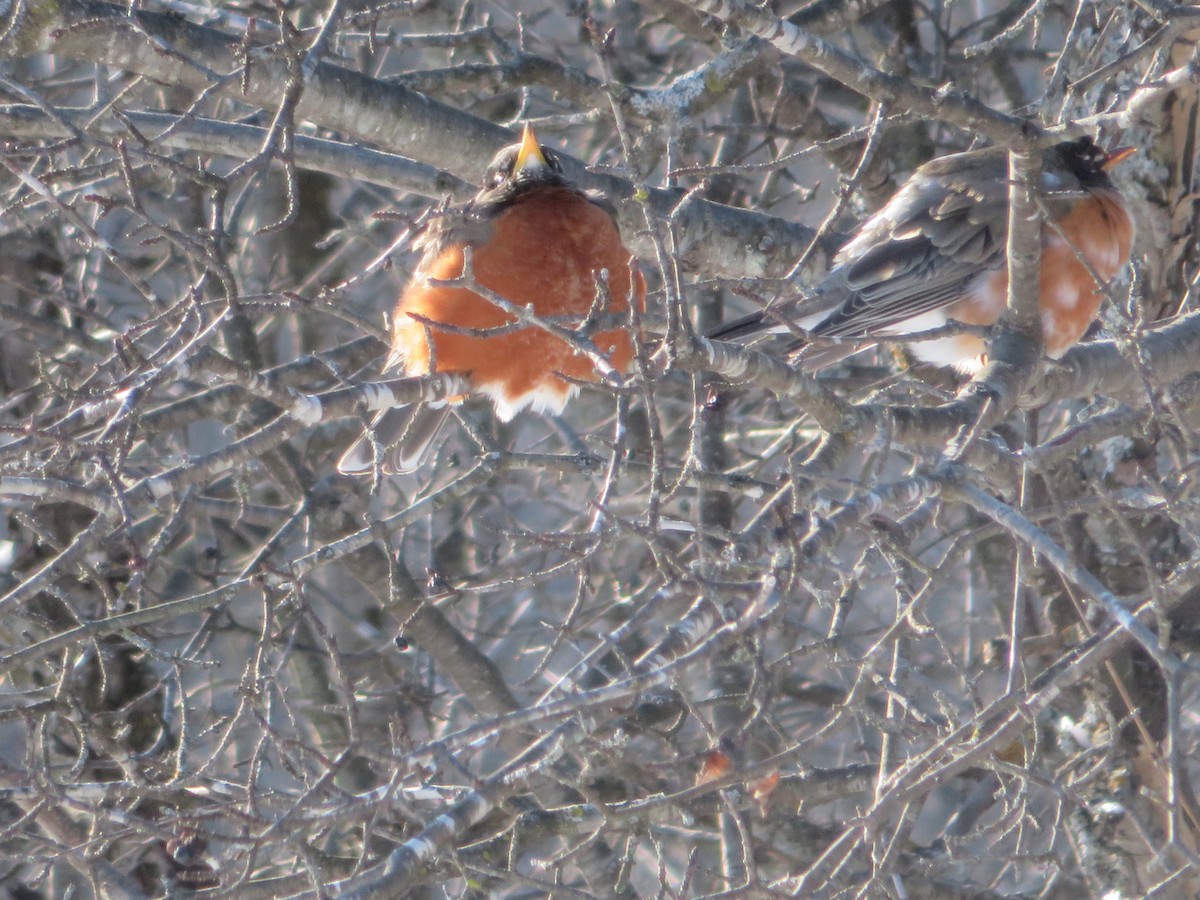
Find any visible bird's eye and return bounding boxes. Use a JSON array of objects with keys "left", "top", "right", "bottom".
[{"left": 490, "top": 169, "right": 507, "bottom": 187}]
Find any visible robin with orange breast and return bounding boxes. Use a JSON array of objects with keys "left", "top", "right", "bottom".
[
  {"left": 709, "top": 136, "right": 1135, "bottom": 371},
  {"left": 339, "top": 124, "right": 644, "bottom": 475}
]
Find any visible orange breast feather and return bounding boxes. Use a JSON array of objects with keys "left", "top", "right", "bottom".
[
  {"left": 390, "top": 189, "right": 643, "bottom": 420},
  {"left": 946, "top": 190, "right": 1133, "bottom": 359}
]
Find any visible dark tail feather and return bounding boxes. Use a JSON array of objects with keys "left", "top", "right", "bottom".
[
  {"left": 707, "top": 310, "right": 767, "bottom": 341},
  {"left": 337, "top": 405, "right": 453, "bottom": 476},
  {"left": 792, "top": 340, "right": 870, "bottom": 372},
  {"left": 710, "top": 316, "right": 872, "bottom": 372}
]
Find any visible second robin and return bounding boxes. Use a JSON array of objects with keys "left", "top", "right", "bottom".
[
  {"left": 710, "top": 136, "right": 1135, "bottom": 371},
  {"left": 339, "top": 124, "right": 644, "bottom": 475}
]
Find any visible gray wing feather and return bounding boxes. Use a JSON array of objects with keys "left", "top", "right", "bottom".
[
  {"left": 710, "top": 144, "right": 1096, "bottom": 355},
  {"left": 813, "top": 168, "right": 1010, "bottom": 337}
]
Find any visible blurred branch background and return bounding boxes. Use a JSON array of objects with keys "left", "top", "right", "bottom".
[{"left": 2, "top": 0, "right": 1200, "bottom": 896}]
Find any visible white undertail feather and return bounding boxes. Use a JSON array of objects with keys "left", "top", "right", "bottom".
[{"left": 476, "top": 380, "right": 577, "bottom": 422}]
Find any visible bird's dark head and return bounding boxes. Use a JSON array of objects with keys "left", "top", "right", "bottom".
[
  {"left": 1051, "top": 136, "right": 1136, "bottom": 186},
  {"left": 479, "top": 124, "right": 570, "bottom": 205}
]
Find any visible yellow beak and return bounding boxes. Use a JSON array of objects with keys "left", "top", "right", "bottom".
[
  {"left": 514, "top": 123, "right": 548, "bottom": 173},
  {"left": 1103, "top": 146, "right": 1137, "bottom": 169}
]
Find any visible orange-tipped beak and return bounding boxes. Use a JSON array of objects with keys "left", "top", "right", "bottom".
[
  {"left": 514, "top": 123, "right": 548, "bottom": 173},
  {"left": 1103, "top": 146, "right": 1137, "bottom": 169}
]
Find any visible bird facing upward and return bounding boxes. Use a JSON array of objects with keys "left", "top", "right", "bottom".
[
  {"left": 339, "top": 124, "right": 644, "bottom": 475},
  {"left": 709, "top": 136, "right": 1135, "bottom": 372}
]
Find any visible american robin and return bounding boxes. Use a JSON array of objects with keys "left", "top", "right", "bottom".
[
  {"left": 709, "top": 136, "right": 1135, "bottom": 371},
  {"left": 339, "top": 124, "right": 644, "bottom": 474}
]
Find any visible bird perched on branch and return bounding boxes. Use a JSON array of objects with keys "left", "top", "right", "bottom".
[
  {"left": 339, "top": 124, "right": 644, "bottom": 475},
  {"left": 709, "top": 136, "right": 1135, "bottom": 372}
]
